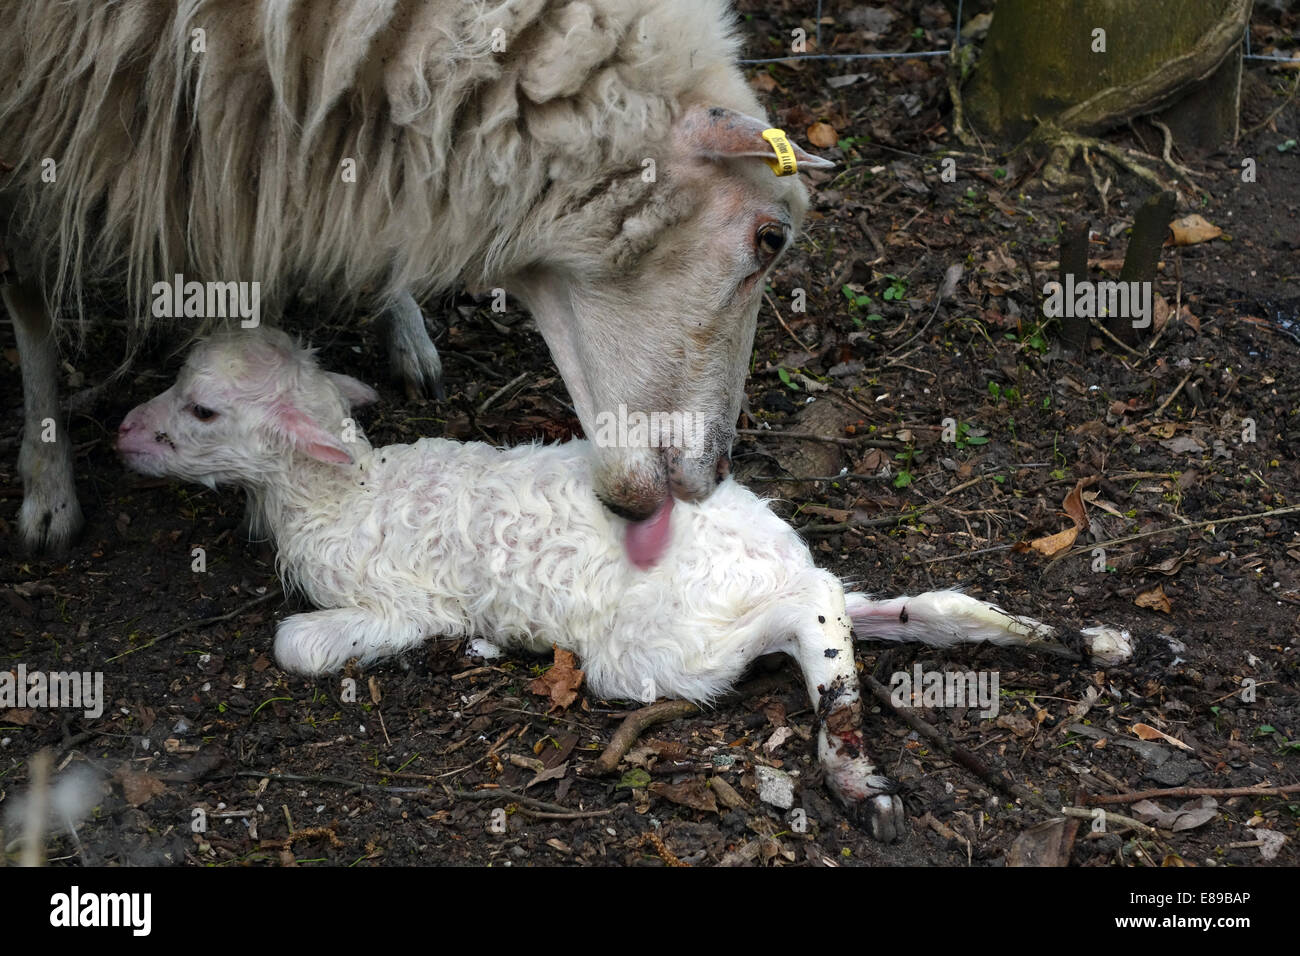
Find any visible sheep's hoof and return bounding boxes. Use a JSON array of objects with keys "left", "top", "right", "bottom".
[
  {"left": 383, "top": 297, "right": 445, "bottom": 401},
  {"left": 19, "top": 488, "right": 84, "bottom": 554}
]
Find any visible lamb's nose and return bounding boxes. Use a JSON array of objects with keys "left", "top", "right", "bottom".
[{"left": 715, "top": 452, "right": 732, "bottom": 482}]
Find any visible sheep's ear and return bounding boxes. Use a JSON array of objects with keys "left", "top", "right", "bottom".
[
  {"left": 675, "top": 105, "right": 836, "bottom": 174},
  {"left": 327, "top": 372, "right": 379, "bottom": 409},
  {"left": 273, "top": 403, "right": 354, "bottom": 465}
]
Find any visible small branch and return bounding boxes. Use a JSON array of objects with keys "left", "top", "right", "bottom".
[
  {"left": 104, "top": 588, "right": 282, "bottom": 663},
  {"left": 765, "top": 292, "right": 812, "bottom": 352},
  {"left": 1060, "top": 805, "right": 1161, "bottom": 837},
  {"left": 1046, "top": 503, "right": 1300, "bottom": 572},
  {"left": 1080, "top": 783, "right": 1300, "bottom": 806},
  {"left": 593, "top": 700, "right": 700, "bottom": 775},
  {"left": 477, "top": 370, "right": 529, "bottom": 415},
  {"left": 736, "top": 428, "right": 899, "bottom": 448},
  {"left": 1152, "top": 369, "right": 1195, "bottom": 417}
]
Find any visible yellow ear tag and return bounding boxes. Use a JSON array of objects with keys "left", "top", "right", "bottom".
[{"left": 761, "top": 128, "right": 797, "bottom": 176}]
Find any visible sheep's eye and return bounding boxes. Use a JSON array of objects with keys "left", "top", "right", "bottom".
[
  {"left": 756, "top": 222, "right": 787, "bottom": 258},
  {"left": 191, "top": 404, "right": 218, "bottom": 422}
]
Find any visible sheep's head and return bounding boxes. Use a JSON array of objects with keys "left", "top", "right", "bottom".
[
  {"left": 510, "top": 104, "right": 833, "bottom": 567},
  {"left": 116, "top": 327, "right": 378, "bottom": 489}
]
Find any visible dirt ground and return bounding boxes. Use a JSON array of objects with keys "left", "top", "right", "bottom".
[{"left": 2, "top": 0, "right": 1297, "bottom": 867}]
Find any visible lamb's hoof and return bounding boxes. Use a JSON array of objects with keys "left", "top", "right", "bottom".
[
  {"left": 19, "top": 492, "right": 84, "bottom": 554},
  {"left": 825, "top": 759, "right": 907, "bottom": 842},
  {"left": 856, "top": 793, "right": 906, "bottom": 843}
]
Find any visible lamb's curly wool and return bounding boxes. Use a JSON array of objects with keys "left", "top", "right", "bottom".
[{"left": 118, "top": 328, "right": 1080, "bottom": 837}]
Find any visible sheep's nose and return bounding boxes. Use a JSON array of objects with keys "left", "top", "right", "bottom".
[{"left": 715, "top": 452, "right": 732, "bottom": 483}]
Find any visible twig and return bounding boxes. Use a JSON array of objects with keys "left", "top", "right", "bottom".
[
  {"left": 1046, "top": 503, "right": 1300, "bottom": 572},
  {"left": 1152, "top": 369, "right": 1195, "bottom": 417},
  {"left": 764, "top": 292, "right": 811, "bottom": 352},
  {"left": 512, "top": 806, "right": 620, "bottom": 820},
  {"left": 590, "top": 675, "right": 791, "bottom": 775},
  {"left": 477, "top": 370, "right": 529, "bottom": 415},
  {"left": 222, "top": 769, "right": 604, "bottom": 816},
  {"left": 1091, "top": 319, "right": 1143, "bottom": 357},
  {"left": 736, "top": 428, "right": 898, "bottom": 448},
  {"left": 593, "top": 700, "right": 700, "bottom": 774},
  {"left": 1149, "top": 118, "right": 1206, "bottom": 195},
  {"left": 862, "top": 674, "right": 1056, "bottom": 817},
  {"left": 1080, "top": 783, "right": 1300, "bottom": 806},
  {"left": 20, "top": 750, "right": 52, "bottom": 867},
  {"left": 1060, "top": 805, "right": 1160, "bottom": 837},
  {"left": 104, "top": 588, "right": 282, "bottom": 662},
  {"left": 921, "top": 543, "right": 1015, "bottom": 565},
  {"left": 1243, "top": 72, "right": 1300, "bottom": 138}
]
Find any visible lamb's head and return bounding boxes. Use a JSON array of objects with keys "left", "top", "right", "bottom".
[
  {"left": 116, "top": 327, "right": 378, "bottom": 488},
  {"left": 510, "top": 104, "right": 832, "bottom": 567}
]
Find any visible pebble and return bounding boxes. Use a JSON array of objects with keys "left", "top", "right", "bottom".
[{"left": 755, "top": 766, "right": 795, "bottom": 810}]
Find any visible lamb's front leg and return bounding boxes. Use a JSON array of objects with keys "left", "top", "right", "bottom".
[
  {"left": 274, "top": 607, "right": 426, "bottom": 676},
  {"left": 784, "top": 576, "right": 907, "bottom": 843}
]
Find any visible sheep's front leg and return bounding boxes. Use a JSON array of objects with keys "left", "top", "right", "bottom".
[
  {"left": 3, "top": 281, "right": 83, "bottom": 553},
  {"left": 787, "top": 577, "right": 906, "bottom": 843},
  {"left": 383, "top": 291, "right": 444, "bottom": 401},
  {"left": 275, "top": 607, "right": 425, "bottom": 676}
]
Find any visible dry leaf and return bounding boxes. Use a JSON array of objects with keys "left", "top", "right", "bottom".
[
  {"left": 749, "top": 73, "right": 778, "bottom": 93},
  {"left": 709, "top": 776, "right": 750, "bottom": 811},
  {"left": 1007, "top": 818, "right": 1073, "bottom": 867},
  {"left": 1135, "top": 585, "right": 1173, "bottom": 613},
  {"left": 1168, "top": 214, "right": 1222, "bottom": 246},
  {"left": 648, "top": 779, "right": 719, "bottom": 814},
  {"left": 529, "top": 646, "right": 585, "bottom": 712},
  {"left": 995, "top": 713, "right": 1036, "bottom": 737},
  {"left": 800, "top": 504, "right": 850, "bottom": 522},
  {"left": 1030, "top": 525, "right": 1079, "bottom": 557},
  {"left": 1153, "top": 294, "right": 1172, "bottom": 332},
  {"left": 1131, "top": 722, "right": 1193, "bottom": 751},
  {"left": 114, "top": 769, "right": 167, "bottom": 807},
  {"left": 1062, "top": 476, "right": 1096, "bottom": 529},
  {"left": 806, "top": 121, "right": 838, "bottom": 149}
]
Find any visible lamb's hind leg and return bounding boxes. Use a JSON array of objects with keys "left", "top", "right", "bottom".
[
  {"left": 274, "top": 608, "right": 426, "bottom": 676},
  {"left": 777, "top": 575, "right": 906, "bottom": 842},
  {"left": 2, "top": 281, "right": 83, "bottom": 552}
]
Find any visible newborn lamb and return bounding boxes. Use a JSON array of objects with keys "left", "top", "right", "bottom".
[{"left": 117, "top": 328, "right": 1078, "bottom": 840}]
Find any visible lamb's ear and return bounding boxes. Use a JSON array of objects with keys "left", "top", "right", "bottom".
[
  {"left": 272, "top": 402, "right": 354, "bottom": 465},
  {"left": 326, "top": 372, "right": 379, "bottom": 409},
  {"left": 675, "top": 105, "right": 837, "bottom": 174}
]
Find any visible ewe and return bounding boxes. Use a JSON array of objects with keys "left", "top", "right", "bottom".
[{"left": 118, "top": 328, "right": 1111, "bottom": 841}]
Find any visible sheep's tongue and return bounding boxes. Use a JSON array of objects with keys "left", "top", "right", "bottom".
[{"left": 624, "top": 497, "right": 674, "bottom": 569}]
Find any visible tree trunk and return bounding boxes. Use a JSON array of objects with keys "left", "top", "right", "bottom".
[{"left": 965, "top": 0, "right": 1250, "bottom": 150}]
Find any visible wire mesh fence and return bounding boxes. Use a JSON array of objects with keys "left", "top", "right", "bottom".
[{"left": 736, "top": 0, "right": 1299, "bottom": 68}]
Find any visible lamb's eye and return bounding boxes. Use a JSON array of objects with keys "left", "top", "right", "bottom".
[
  {"left": 191, "top": 404, "right": 218, "bottom": 422},
  {"left": 756, "top": 222, "right": 787, "bottom": 258}
]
